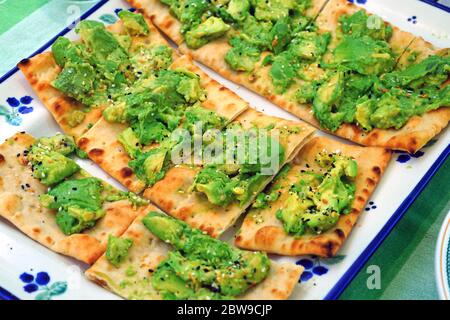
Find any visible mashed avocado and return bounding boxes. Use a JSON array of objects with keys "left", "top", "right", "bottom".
[
  {"left": 191, "top": 126, "right": 285, "bottom": 207},
  {"left": 51, "top": 12, "right": 168, "bottom": 113},
  {"left": 142, "top": 212, "right": 270, "bottom": 299},
  {"left": 185, "top": 16, "right": 230, "bottom": 49},
  {"left": 339, "top": 10, "right": 392, "bottom": 41},
  {"left": 276, "top": 153, "right": 357, "bottom": 236},
  {"left": 330, "top": 36, "right": 395, "bottom": 75},
  {"left": 313, "top": 54, "right": 450, "bottom": 131},
  {"left": 118, "top": 10, "right": 150, "bottom": 36},
  {"left": 27, "top": 134, "right": 80, "bottom": 186},
  {"left": 128, "top": 138, "right": 176, "bottom": 186},
  {"left": 40, "top": 178, "right": 105, "bottom": 235},
  {"left": 104, "top": 69, "right": 208, "bottom": 145}
]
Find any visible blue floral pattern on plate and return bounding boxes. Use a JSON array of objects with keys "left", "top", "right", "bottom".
[
  {"left": 407, "top": 15, "right": 418, "bottom": 24},
  {"left": 297, "top": 255, "right": 346, "bottom": 283},
  {"left": 395, "top": 139, "right": 437, "bottom": 163},
  {"left": 0, "top": 95, "right": 34, "bottom": 126},
  {"left": 365, "top": 201, "right": 377, "bottom": 211},
  {"left": 19, "top": 271, "right": 67, "bottom": 300},
  {"left": 297, "top": 257, "right": 329, "bottom": 282}
]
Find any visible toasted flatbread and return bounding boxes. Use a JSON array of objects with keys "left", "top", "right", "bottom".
[
  {"left": 18, "top": 17, "right": 177, "bottom": 140},
  {"left": 77, "top": 53, "right": 249, "bottom": 194},
  {"left": 235, "top": 136, "right": 391, "bottom": 257},
  {"left": 0, "top": 132, "right": 153, "bottom": 264},
  {"left": 135, "top": 0, "right": 449, "bottom": 152},
  {"left": 144, "top": 108, "right": 315, "bottom": 238},
  {"left": 85, "top": 211, "right": 303, "bottom": 300}
]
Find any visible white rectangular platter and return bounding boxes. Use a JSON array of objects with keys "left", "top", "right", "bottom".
[{"left": 0, "top": 0, "right": 449, "bottom": 300}]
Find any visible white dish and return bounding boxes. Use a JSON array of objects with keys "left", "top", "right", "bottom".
[{"left": 0, "top": 0, "right": 449, "bottom": 300}]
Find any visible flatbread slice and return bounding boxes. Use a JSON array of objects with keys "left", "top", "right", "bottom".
[
  {"left": 77, "top": 54, "right": 249, "bottom": 194},
  {"left": 144, "top": 108, "right": 316, "bottom": 238},
  {"left": 136, "top": 0, "right": 449, "bottom": 152},
  {"left": 18, "top": 16, "right": 177, "bottom": 140},
  {"left": 85, "top": 210, "right": 303, "bottom": 300},
  {"left": 235, "top": 136, "right": 391, "bottom": 257},
  {"left": 0, "top": 132, "right": 153, "bottom": 264}
]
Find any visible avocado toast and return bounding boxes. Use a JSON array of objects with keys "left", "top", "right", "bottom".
[
  {"left": 132, "top": 0, "right": 450, "bottom": 152},
  {"left": 86, "top": 210, "right": 303, "bottom": 300},
  {"left": 235, "top": 136, "right": 391, "bottom": 257},
  {"left": 0, "top": 132, "right": 152, "bottom": 264}
]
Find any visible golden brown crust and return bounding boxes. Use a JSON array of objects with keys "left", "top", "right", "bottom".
[
  {"left": 0, "top": 132, "right": 152, "bottom": 264},
  {"left": 235, "top": 136, "right": 392, "bottom": 257},
  {"left": 77, "top": 119, "right": 147, "bottom": 194},
  {"left": 86, "top": 211, "right": 303, "bottom": 300},
  {"left": 145, "top": 108, "right": 315, "bottom": 238},
  {"left": 18, "top": 17, "right": 176, "bottom": 141}
]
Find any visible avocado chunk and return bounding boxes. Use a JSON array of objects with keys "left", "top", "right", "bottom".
[
  {"left": 269, "top": 18, "right": 292, "bottom": 55},
  {"left": 51, "top": 37, "right": 84, "bottom": 67},
  {"left": 52, "top": 62, "right": 97, "bottom": 106},
  {"left": 35, "top": 134, "right": 77, "bottom": 156},
  {"left": 28, "top": 136, "right": 80, "bottom": 186},
  {"left": 142, "top": 212, "right": 271, "bottom": 299},
  {"left": 191, "top": 166, "right": 238, "bottom": 206},
  {"left": 276, "top": 153, "right": 357, "bottom": 236},
  {"left": 40, "top": 178, "right": 106, "bottom": 235},
  {"left": 289, "top": 31, "right": 331, "bottom": 61},
  {"left": 339, "top": 11, "right": 392, "bottom": 41},
  {"left": 128, "top": 139, "right": 174, "bottom": 186},
  {"left": 331, "top": 36, "right": 395, "bottom": 75},
  {"left": 103, "top": 101, "right": 127, "bottom": 123},
  {"left": 269, "top": 51, "right": 300, "bottom": 93},
  {"left": 55, "top": 206, "right": 105, "bottom": 236},
  {"left": 184, "top": 105, "right": 226, "bottom": 136},
  {"left": 142, "top": 212, "right": 185, "bottom": 246},
  {"left": 312, "top": 71, "right": 346, "bottom": 131},
  {"left": 185, "top": 17, "right": 230, "bottom": 49},
  {"left": 253, "top": 0, "right": 296, "bottom": 22},
  {"left": 106, "top": 235, "right": 134, "bottom": 267},
  {"left": 118, "top": 10, "right": 150, "bottom": 36},
  {"left": 131, "top": 44, "right": 173, "bottom": 75},
  {"left": 226, "top": 0, "right": 250, "bottom": 22},
  {"left": 118, "top": 127, "right": 141, "bottom": 159},
  {"left": 175, "top": 70, "right": 207, "bottom": 103},
  {"left": 225, "top": 37, "right": 261, "bottom": 72}
]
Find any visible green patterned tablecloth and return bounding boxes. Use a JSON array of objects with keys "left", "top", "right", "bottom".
[{"left": 0, "top": 0, "right": 449, "bottom": 300}]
